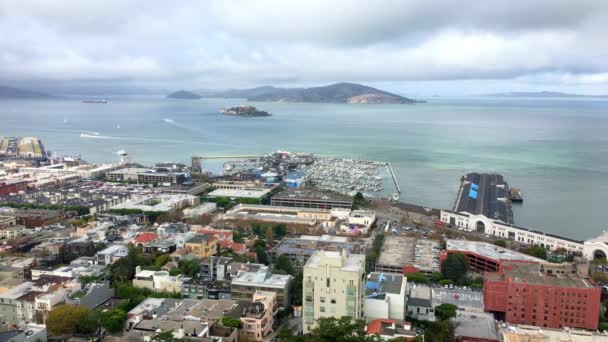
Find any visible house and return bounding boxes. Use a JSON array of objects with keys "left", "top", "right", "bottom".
[
  {"left": 240, "top": 291, "right": 277, "bottom": 342},
  {"left": 132, "top": 266, "right": 189, "bottom": 293},
  {"left": 364, "top": 272, "right": 408, "bottom": 322},
  {"left": 132, "top": 232, "right": 157, "bottom": 246},
  {"left": 366, "top": 319, "right": 418, "bottom": 341},
  {"left": 407, "top": 285, "right": 434, "bottom": 321},
  {"left": 184, "top": 235, "right": 217, "bottom": 258},
  {"left": 95, "top": 244, "right": 128, "bottom": 266},
  {"left": 143, "top": 240, "right": 176, "bottom": 254}
]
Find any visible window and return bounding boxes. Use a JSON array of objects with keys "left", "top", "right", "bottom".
[
  {"left": 326, "top": 278, "right": 331, "bottom": 287},
  {"left": 331, "top": 298, "right": 336, "bottom": 304},
  {"left": 320, "top": 297, "right": 326, "bottom": 303},
  {"left": 320, "top": 306, "right": 325, "bottom": 313}
]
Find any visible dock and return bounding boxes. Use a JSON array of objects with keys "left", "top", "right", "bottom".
[{"left": 387, "top": 162, "right": 401, "bottom": 194}]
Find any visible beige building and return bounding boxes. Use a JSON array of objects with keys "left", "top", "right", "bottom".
[{"left": 303, "top": 249, "right": 365, "bottom": 334}]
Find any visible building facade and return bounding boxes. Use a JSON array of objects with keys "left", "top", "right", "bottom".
[{"left": 302, "top": 249, "right": 365, "bottom": 334}]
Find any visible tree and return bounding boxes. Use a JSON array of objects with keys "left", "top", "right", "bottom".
[
  {"left": 439, "top": 279, "right": 454, "bottom": 286},
  {"left": 221, "top": 316, "right": 242, "bottom": 329},
  {"left": 265, "top": 226, "right": 274, "bottom": 245},
  {"left": 46, "top": 305, "right": 91, "bottom": 335},
  {"left": 100, "top": 308, "right": 128, "bottom": 333},
  {"left": 524, "top": 245, "right": 547, "bottom": 260},
  {"left": 424, "top": 320, "right": 455, "bottom": 342},
  {"left": 154, "top": 254, "right": 171, "bottom": 269},
  {"left": 275, "top": 254, "right": 296, "bottom": 276},
  {"left": 443, "top": 252, "right": 467, "bottom": 283},
  {"left": 179, "top": 259, "right": 201, "bottom": 278},
  {"left": 151, "top": 330, "right": 176, "bottom": 342},
  {"left": 430, "top": 271, "right": 444, "bottom": 283},
  {"left": 435, "top": 303, "right": 458, "bottom": 321},
  {"left": 256, "top": 245, "right": 269, "bottom": 265},
  {"left": 273, "top": 223, "right": 288, "bottom": 239},
  {"left": 75, "top": 310, "right": 100, "bottom": 335},
  {"left": 307, "top": 317, "right": 382, "bottom": 342},
  {"left": 252, "top": 223, "right": 264, "bottom": 236},
  {"left": 406, "top": 272, "right": 428, "bottom": 284},
  {"left": 494, "top": 240, "right": 507, "bottom": 248},
  {"left": 291, "top": 272, "right": 303, "bottom": 306}
]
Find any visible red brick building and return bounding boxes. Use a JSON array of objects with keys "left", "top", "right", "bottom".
[
  {"left": 0, "top": 180, "right": 28, "bottom": 196},
  {"left": 441, "top": 239, "right": 544, "bottom": 273},
  {"left": 484, "top": 261, "right": 600, "bottom": 330}
]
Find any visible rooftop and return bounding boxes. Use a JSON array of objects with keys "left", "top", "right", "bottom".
[
  {"left": 365, "top": 272, "right": 405, "bottom": 298},
  {"left": 231, "top": 266, "right": 292, "bottom": 288},
  {"left": 377, "top": 236, "right": 440, "bottom": 272},
  {"left": 304, "top": 249, "right": 365, "bottom": 273},
  {"left": 208, "top": 188, "right": 270, "bottom": 199},
  {"left": 454, "top": 172, "right": 513, "bottom": 224},
  {"left": 454, "top": 312, "right": 498, "bottom": 340},
  {"left": 486, "top": 262, "right": 596, "bottom": 289},
  {"left": 446, "top": 239, "right": 545, "bottom": 263},
  {"left": 272, "top": 188, "right": 352, "bottom": 203}
]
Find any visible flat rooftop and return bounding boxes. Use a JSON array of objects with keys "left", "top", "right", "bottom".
[
  {"left": 433, "top": 288, "right": 484, "bottom": 310},
  {"left": 272, "top": 188, "right": 352, "bottom": 203},
  {"left": 486, "top": 262, "right": 596, "bottom": 289},
  {"left": 272, "top": 235, "right": 360, "bottom": 257},
  {"left": 365, "top": 272, "right": 405, "bottom": 298},
  {"left": 208, "top": 188, "right": 270, "bottom": 199},
  {"left": 446, "top": 239, "right": 544, "bottom": 263},
  {"left": 453, "top": 172, "right": 513, "bottom": 224},
  {"left": 305, "top": 250, "right": 364, "bottom": 273},
  {"left": 376, "top": 236, "right": 440, "bottom": 272},
  {"left": 454, "top": 312, "right": 498, "bottom": 341}
]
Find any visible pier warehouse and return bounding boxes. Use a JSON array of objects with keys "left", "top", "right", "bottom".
[
  {"left": 453, "top": 172, "right": 513, "bottom": 226},
  {"left": 270, "top": 188, "right": 353, "bottom": 209}
]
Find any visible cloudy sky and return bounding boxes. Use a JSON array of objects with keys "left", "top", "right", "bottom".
[{"left": 1, "top": 0, "right": 608, "bottom": 95}]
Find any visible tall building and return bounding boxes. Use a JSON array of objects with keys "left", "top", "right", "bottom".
[
  {"left": 484, "top": 261, "right": 600, "bottom": 330},
  {"left": 303, "top": 249, "right": 365, "bottom": 334}
]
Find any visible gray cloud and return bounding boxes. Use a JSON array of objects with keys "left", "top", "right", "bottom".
[{"left": 0, "top": 0, "right": 607, "bottom": 94}]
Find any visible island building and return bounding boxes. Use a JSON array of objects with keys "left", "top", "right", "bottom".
[
  {"left": 230, "top": 266, "right": 292, "bottom": 309},
  {"left": 106, "top": 167, "right": 188, "bottom": 185},
  {"left": 270, "top": 188, "right": 353, "bottom": 209},
  {"left": 302, "top": 249, "right": 366, "bottom": 334},
  {"left": 375, "top": 236, "right": 441, "bottom": 275},
  {"left": 484, "top": 261, "right": 600, "bottom": 330},
  {"left": 441, "top": 239, "right": 545, "bottom": 273}
]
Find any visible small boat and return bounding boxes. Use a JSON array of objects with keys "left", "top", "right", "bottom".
[
  {"left": 83, "top": 99, "right": 108, "bottom": 104},
  {"left": 80, "top": 133, "right": 100, "bottom": 138},
  {"left": 116, "top": 124, "right": 121, "bottom": 129}
]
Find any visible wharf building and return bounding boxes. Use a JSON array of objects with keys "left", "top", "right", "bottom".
[
  {"left": 270, "top": 188, "right": 353, "bottom": 209},
  {"left": 106, "top": 167, "right": 188, "bottom": 185},
  {"left": 484, "top": 261, "right": 600, "bottom": 330},
  {"left": 302, "top": 249, "right": 366, "bottom": 334},
  {"left": 440, "top": 173, "right": 586, "bottom": 254}
]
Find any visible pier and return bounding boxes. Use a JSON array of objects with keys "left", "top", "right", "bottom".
[{"left": 386, "top": 162, "right": 401, "bottom": 194}]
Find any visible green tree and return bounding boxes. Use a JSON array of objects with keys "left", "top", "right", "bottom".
[
  {"left": 46, "top": 305, "right": 91, "bottom": 335},
  {"left": 75, "top": 310, "right": 100, "bottom": 335},
  {"left": 430, "top": 271, "right": 444, "bottom": 283},
  {"left": 275, "top": 254, "right": 296, "bottom": 276},
  {"left": 273, "top": 223, "right": 288, "bottom": 239},
  {"left": 494, "top": 240, "right": 507, "bottom": 248},
  {"left": 424, "top": 320, "right": 455, "bottom": 342},
  {"left": 524, "top": 245, "right": 547, "bottom": 260},
  {"left": 151, "top": 330, "right": 175, "bottom": 342},
  {"left": 290, "top": 271, "right": 303, "bottom": 306},
  {"left": 435, "top": 303, "right": 458, "bottom": 321},
  {"left": 443, "top": 252, "right": 467, "bottom": 283},
  {"left": 439, "top": 279, "right": 454, "bottom": 286},
  {"left": 256, "top": 245, "right": 269, "bottom": 265},
  {"left": 100, "top": 308, "right": 128, "bottom": 333},
  {"left": 252, "top": 223, "right": 264, "bottom": 236},
  {"left": 221, "top": 316, "right": 242, "bottom": 329},
  {"left": 154, "top": 254, "right": 171, "bottom": 269},
  {"left": 178, "top": 259, "right": 201, "bottom": 278},
  {"left": 233, "top": 228, "right": 245, "bottom": 243},
  {"left": 307, "top": 317, "right": 382, "bottom": 342},
  {"left": 406, "top": 272, "right": 428, "bottom": 284}
]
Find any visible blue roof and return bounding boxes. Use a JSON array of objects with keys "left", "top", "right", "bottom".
[
  {"left": 471, "top": 183, "right": 479, "bottom": 190},
  {"left": 469, "top": 188, "right": 478, "bottom": 199}
]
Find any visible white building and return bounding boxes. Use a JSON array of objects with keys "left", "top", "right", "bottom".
[
  {"left": 440, "top": 210, "right": 584, "bottom": 254},
  {"left": 183, "top": 202, "right": 217, "bottom": 217},
  {"left": 132, "top": 266, "right": 189, "bottom": 293},
  {"left": 406, "top": 285, "right": 434, "bottom": 321},
  {"left": 110, "top": 194, "right": 199, "bottom": 212},
  {"left": 231, "top": 266, "right": 292, "bottom": 308},
  {"left": 341, "top": 210, "right": 376, "bottom": 234},
  {"left": 303, "top": 249, "right": 366, "bottom": 333},
  {"left": 95, "top": 244, "right": 128, "bottom": 266},
  {"left": 364, "top": 272, "right": 407, "bottom": 322}
]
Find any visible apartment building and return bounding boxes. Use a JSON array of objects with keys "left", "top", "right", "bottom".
[{"left": 303, "top": 249, "right": 365, "bottom": 334}]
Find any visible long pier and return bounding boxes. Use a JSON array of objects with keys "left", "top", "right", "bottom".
[{"left": 386, "top": 162, "right": 401, "bottom": 194}]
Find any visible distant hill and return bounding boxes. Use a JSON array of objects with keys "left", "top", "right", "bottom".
[
  {"left": 487, "top": 91, "right": 608, "bottom": 98},
  {"left": 196, "top": 83, "right": 421, "bottom": 104},
  {"left": 0, "top": 86, "right": 53, "bottom": 99},
  {"left": 167, "top": 90, "right": 201, "bottom": 99}
]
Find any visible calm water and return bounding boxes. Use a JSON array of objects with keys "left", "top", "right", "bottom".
[{"left": 2, "top": 96, "right": 608, "bottom": 240}]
